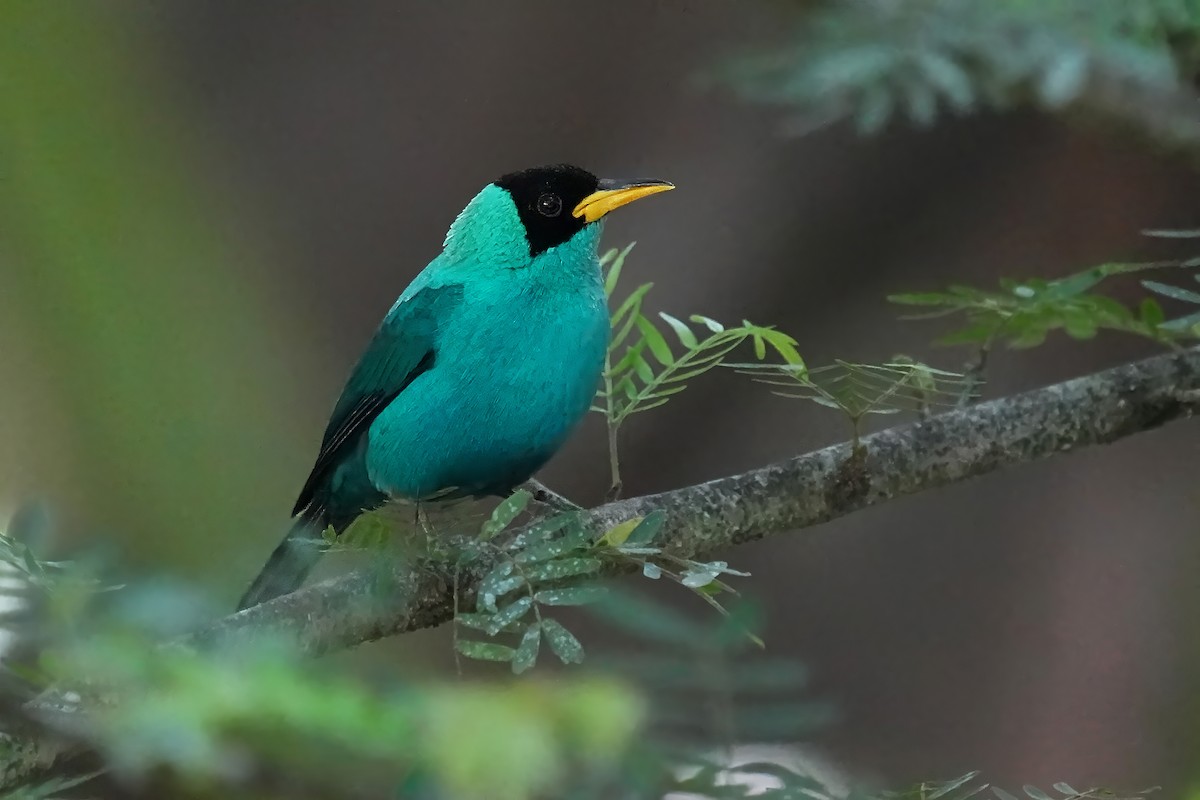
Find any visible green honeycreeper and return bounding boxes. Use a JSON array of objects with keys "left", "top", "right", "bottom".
[{"left": 238, "top": 164, "right": 673, "bottom": 610}]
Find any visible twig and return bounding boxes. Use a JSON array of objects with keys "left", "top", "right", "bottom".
[
  {"left": 606, "top": 421, "right": 623, "bottom": 501},
  {"left": 523, "top": 479, "right": 581, "bottom": 513},
  {"left": 957, "top": 339, "right": 993, "bottom": 408}
]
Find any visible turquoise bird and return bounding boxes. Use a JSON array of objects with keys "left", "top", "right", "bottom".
[{"left": 238, "top": 164, "right": 673, "bottom": 610}]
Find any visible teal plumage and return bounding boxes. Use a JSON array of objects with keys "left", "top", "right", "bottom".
[{"left": 238, "top": 165, "right": 672, "bottom": 610}]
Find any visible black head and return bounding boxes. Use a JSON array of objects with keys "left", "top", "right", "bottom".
[{"left": 495, "top": 164, "right": 600, "bottom": 257}]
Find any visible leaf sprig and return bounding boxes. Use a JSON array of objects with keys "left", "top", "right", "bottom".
[
  {"left": 597, "top": 244, "right": 803, "bottom": 426},
  {"left": 1139, "top": 229, "right": 1200, "bottom": 331},
  {"left": 889, "top": 262, "right": 1194, "bottom": 350},
  {"left": 596, "top": 244, "right": 803, "bottom": 497},
  {"left": 454, "top": 491, "right": 755, "bottom": 673},
  {"left": 734, "top": 357, "right": 970, "bottom": 446}
]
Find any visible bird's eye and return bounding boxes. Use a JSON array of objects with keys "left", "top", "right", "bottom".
[{"left": 536, "top": 193, "right": 562, "bottom": 217}]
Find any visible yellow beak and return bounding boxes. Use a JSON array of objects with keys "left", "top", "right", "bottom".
[{"left": 572, "top": 178, "right": 675, "bottom": 223}]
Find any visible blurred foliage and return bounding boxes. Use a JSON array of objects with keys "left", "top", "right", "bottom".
[
  {"left": 2, "top": 564, "right": 1158, "bottom": 798},
  {"left": 39, "top": 605, "right": 643, "bottom": 799},
  {"left": 712, "top": 0, "right": 1200, "bottom": 133},
  {"left": 0, "top": 3, "right": 308, "bottom": 575},
  {"left": 0, "top": 512, "right": 790, "bottom": 799}
]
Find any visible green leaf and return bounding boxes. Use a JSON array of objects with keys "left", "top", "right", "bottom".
[
  {"left": 609, "top": 339, "right": 648, "bottom": 374},
  {"left": 514, "top": 527, "right": 591, "bottom": 564},
  {"left": 856, "top": 83, "right": 894, "bottom": 133},
  {"left": 659, "top": 312, "right": 698, "bottom": 348},
  {"left": 888, "top": 291, "right": 961, "bottom": 306},
  {"left": 478, "top": 561, "right": 525, "bottom": 612},
  {"left": 624, "top": 511, "right": 665, "bottom": 547},
  {"left": 610, "top": 283, "right": 653, "bottom": 336},
  {"left": 806, "top": 394, "right": 843, "bottom": 410},
  {"left": 534, "top": 586, "right": 608, "bottom": 606},
  {"left": 478, "top": 560, "right": 513, "bottom": 594},
  {"left": 1051, "top": 783, "right": 1079, "bottom": 796},
  {"left": 917, "top": 50, "right": 974, "bottom": 110},
  {"left": 1160, "top": 309, "right": 1200, "bottom": 332},
  {"left": 636, "top": 315, "right": 675, "bottom": 366},
  {"left": 511, "top": 623, "right": 541, "bottom": 674},
  {"left": 341, "top": 512, "right": 390, "bottom": 549},
  {"left": 681, "top": 565, "right": 722, "bottom": 588},
  {"left": 632, "top": 353, "right": 654, "bottom": 383},
  {"left": 480, "top": 490, "right": 532, "bottom": 540},
  {"left": 506, "top": 513, "right": 575, "bottom": 552},
  {"left": 490, "top": 576, "right": 526, "bottom": 595},
  {"left": 455, "top": 640, "right": 516, "bottom": 662},
  {"left": 1045, "top": 268, "right": 1105, "bottom": 299},
  {"left": 603, "top": 242, "right": 637, "bottom": 296},
  {"left": 1022, "top": 786, "right": 1053, "bottom": 800},
  {"left": 758, "top": 329, "right": 805, "bottom": 365},
  {"left": 599, "top": 517, "right": 643, "bottom": 547},
  {"left": 690, "top": 314, "right": 724, "bottom": 333},
  {"left": 1142, "top": 228, "right": 1200, "bottom": 238},
  {"left": 992, "top": 789, "right": 1020, "bottom": 800},
  {"left": 1143, "top": 279, "right": 1200, "bottom": 304},
  {"left": 1139, "top": 297, "right": 1165, "bottom": 326},
  {"left": 927, "top": 772, "right": 982, "bottom": 799},
  {"left": 1062, "top": 312, "right": 1097, "bottom": 340},
  {"left": 523, "top": 557, "right": 603, "bottom": 581},
  {"left": 541, "top": 618, "right": 584, "bottom": 664},
  {"left": 598, "top": 246, "right": 618, "bottom": 269},
  {"left": 642, "top": 562, "right": 662, "bottom": 579},
  {"left": 487, "top": 597, "right": 533, "bottom": 635},
  {"left": 455, "top": 612, "right": 500, "bottom": 632},
  {"left": 1037, "top": 49, "right": 1087, "bottom": 107}
]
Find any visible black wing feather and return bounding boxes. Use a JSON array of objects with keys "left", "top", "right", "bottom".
[{"left": 291, "top": 285, "right": 460, "bottom": 516}]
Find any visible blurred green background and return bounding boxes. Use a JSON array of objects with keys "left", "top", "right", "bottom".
[{"left": 3, "top": 0, "right": 1200, "bottom": 793}]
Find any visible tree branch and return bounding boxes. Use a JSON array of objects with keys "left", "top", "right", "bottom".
[
  {"left": 196, "top": 346, "right": 1200, "bottom": 655},
  {"left": 6, "top": 346, "right": 1200, "bottom": 787}
]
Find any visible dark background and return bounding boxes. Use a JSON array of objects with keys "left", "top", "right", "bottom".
[{"left": 3, "top": 2, "right": 1199, "bottom": 791}]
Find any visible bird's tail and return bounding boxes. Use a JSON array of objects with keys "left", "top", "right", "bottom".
[{"left": 237, "top": 511, "right": 329, "bottom": 611}]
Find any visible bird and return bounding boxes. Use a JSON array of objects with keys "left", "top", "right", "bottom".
[{"left": 237, "top": 164, "right": 673, "bottom": 610}]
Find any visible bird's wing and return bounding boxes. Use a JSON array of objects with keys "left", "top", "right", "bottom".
[{"left": 292, "top": 283, "right": 463, "bottom": 517}]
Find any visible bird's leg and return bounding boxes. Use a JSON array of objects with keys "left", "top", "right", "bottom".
[
  {"left": 414, "top": 501, "right": 437, "bottom": 541},
  {"left": 523, "top": 479, "right": 581, "bottom": 514}
]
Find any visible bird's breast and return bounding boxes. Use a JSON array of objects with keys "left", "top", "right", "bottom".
[{"left": 366, "top": 279, "right": 609, "bottom": 499}]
